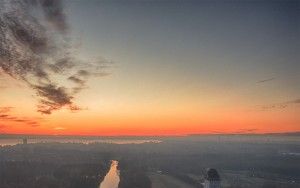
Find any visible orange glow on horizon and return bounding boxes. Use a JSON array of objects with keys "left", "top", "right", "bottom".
[{"left": 1, "top": 75, "right": 299, "bottom": 136}]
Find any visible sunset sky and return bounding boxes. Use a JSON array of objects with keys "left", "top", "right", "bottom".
[{"left": 0, "top": 0, "right": 299, "bottom": 135}]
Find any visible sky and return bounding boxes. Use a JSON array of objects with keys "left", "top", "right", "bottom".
[{"left": 0, "top": 0, "right": 299, "bottom": 135}]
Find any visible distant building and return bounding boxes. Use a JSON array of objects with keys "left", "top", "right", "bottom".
[
  {"left": 204, "top": 168, "right": 221, "bottom": 188},
  {"left": 22, "top": 138, "right": 27, "bottom": 145}
]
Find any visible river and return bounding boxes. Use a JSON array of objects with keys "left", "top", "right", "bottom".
[{"left": 99, "top": 160, "right": 120, "bottom": 188}]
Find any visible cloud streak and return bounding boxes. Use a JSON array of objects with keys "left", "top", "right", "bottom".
[
  {"left": 261, "top": 98, "right": 300, "bottom": 110},
  {"left": 0, "top": 106, "right": 40, "bottom": 127},
  {"left": 233, "top": 128, "right": 259, "bottom": 134},
  {"left": 0, "top": 0, "right": 111, "bottom": 114},
  {"left": 257, "top": 77, "right": 275, "bottom": 84}
]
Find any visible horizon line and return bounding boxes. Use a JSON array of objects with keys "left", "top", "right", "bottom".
[{"left": 0, "top": 131, "right": 299, "bottom": 138}]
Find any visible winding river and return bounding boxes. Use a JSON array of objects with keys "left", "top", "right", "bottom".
[{"left": 99, "top": 160, "right": 120, "bottom": 188}]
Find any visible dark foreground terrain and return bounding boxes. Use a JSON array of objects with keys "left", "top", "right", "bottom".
[
  {"left": 0, "top": 143, "right": 111, "bottom": 188},
  {"left": 0, "top": 135, "right": 299, "bottom": 188}
]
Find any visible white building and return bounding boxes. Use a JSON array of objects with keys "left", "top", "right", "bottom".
[{"left": 203, "top": 168, "right": 221, "bottom": 188}]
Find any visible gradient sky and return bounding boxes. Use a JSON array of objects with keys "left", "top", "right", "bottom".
[{"left": 0, "top": 0, "right": 299, "bottom": 135}]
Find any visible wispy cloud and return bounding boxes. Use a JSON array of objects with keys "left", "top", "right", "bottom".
[
  {"left": 54, "top": 126, "right": 66, "bottom": 130},
  {"left": 0, "top": 106, "right": 13, "bottom": 113},
  {"left": 0, "top": 106, "right": 40, "bottom": 127},
  {"left": 0, "top": 0, "right": 111, "bottom": 114},
  {"left": 261, "top": 98, "right": 300, "bottom": 110},
  {"left": 233, "top": 128, "right": 258, "bottom": 134},
  {"left": 257, "top": 77, "right": 275, "bottom": 84}
]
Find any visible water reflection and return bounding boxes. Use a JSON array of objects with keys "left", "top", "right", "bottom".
[{"left": 99, "top": 160, "right": 120, "bottom": 188}]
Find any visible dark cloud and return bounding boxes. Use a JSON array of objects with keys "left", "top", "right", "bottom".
[
  {"left": 257, "top": 77, "right": 275, "bottom": 84},
  {"left": 48, "top": 57, "right": 75, "bottom": 73},
  {"left": 261, "top": 98, "right": 300, "bottom": 110},
  {"left": 77, "top": 70, "right": 90, "bottom": 77},
  {"left": 0, "top": 0, "right": 111, "bottom": 114},
  {"left": 0, "top": 106, "right": 40, "bottom": 127},
  {"left": 68, "top": 75, "right": 85, "bottom": 85},
  {"left": 0, "top": 114, "right": 9, "bottom": 118},
  {"left": 290, "top": 98, "right": 300, "bottom": 104},
  {"left": 68, "top": 63, "right": 111, "bottom": 94},
  {"left": 33, "top": 84, "right": 74, "bottom": 114}
]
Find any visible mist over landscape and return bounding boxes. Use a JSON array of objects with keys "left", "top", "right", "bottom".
[{"left": 1, "top": 134, "right": 300, "bottom": 188}]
